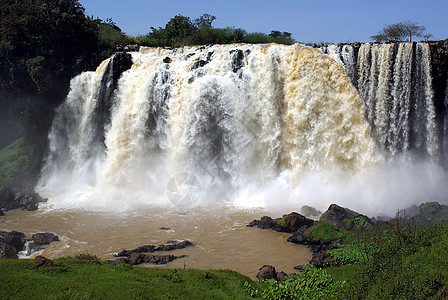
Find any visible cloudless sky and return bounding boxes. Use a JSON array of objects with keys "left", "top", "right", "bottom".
[{"left": 79, "top": 0, "right": 448, "bottom": 43}]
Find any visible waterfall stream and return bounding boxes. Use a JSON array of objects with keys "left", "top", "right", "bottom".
[{"left": 37, "top": 43, "right": 448, "bottom": 215}]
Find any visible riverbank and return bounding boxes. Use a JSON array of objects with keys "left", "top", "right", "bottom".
[{"left": 0, "top": 257, "right": 255, "bottom": 299}]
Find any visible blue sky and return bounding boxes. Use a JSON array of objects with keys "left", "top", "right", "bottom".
[{"left": 80, "top": 0, "right": 448, "bottom": 43}]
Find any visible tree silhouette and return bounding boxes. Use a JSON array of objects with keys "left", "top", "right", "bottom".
[{"left": 371, "top": 20, "right": 432, "bottom": 42}]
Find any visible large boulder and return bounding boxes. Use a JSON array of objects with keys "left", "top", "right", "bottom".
[
  {"left": 34, "top": 255, "right": 55, "bottom": 267},
  {"left": 0, "top": 231, "right": 27, "bottom": 252},
  {"left": 116, "top": 240, "right": 192, "bottom": 257},
  {"left": 256, "top": 265, "right": 277, "bottom": 280},
  {"left": 32, "top": 232, "right": 59, "bottom": 246},
  {"left": 24, "top": 232, "right": 59, "bottom": 256},
  {"left": 248, "top": 212, "right": 314, "bottom": 233},
  {"left": 319, "top": 204, "right": 372, "bottom": 228},
  {"left": 0, "top": 187, "right": 47, "bottom": 213},
  {"left": 117, "top": 253, "right": 183, "bottom": 266},
  {"left": 0, "top": 240, "right": 18, "bottom": 259}
]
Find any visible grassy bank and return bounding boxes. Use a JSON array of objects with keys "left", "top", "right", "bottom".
[
  {"left": 250, "top": 219, "right": 448, "bottom": 299},
  {"left": 1, "top": 221, "right": 448, "bottom": 299},
  {"left": 0, "top": 257, "right": 256, "bottom": 299}
]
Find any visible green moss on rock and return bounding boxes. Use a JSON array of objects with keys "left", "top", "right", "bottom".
[{"left": 304, "top": 222, "right": 345, "bottom": 242}]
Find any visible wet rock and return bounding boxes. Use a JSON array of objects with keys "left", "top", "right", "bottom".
[
  {"left": 319, "top": 204, "right": 372, "bottom": 228},
  {"left": 300, "top": 205, "right": 322, "bottom": 217},
  {"left": 0, "top": 240, "right": 18, "bottom": 259},
  {"left": 32, "top": 233, "right": 59, "bottom": 246},
  {"left": 293, "top": 265, "right": 303, "bottom": 271},
  {"left": 230, "top": 49, "right": 244, "bottom": 73},
  {"left": 256, "top": 265, "right": 277, "bottom": 280},
  {"left": 163, "top": 57, "right": 172, "bottom": 63},
  {"left": 206, "top": 51, "right": 214, "bottom": 61},
  {"left": 248, "top": 216, "right": 277, "bottom": 230},
  {"left": 23, "top": 232, "right": 59, "bottom": 256},
  {"left": 191, "top": 60, "right": 209, "bottom": 70},
  {"left": 128, "top": 253, "right": 145, "bottom": 265},
  {"left": 0, "top": 230, "right": 27, "bottom": 252},
  {"left": 180, "top": 53, "right": 195, "bottom": 61},
  {"left": 279, "top": 213, "right": 315, "bottom": 232},
  {"left": 117, "top": 245, "right": 155, "bottom": 257},
  {"left": 143, "top": 254, "right": 184, "bottom": 265},
  {"left": 112, "top": 52, "right": 133, "bottom": 88},
  {"left": 276, "top": 271, "right": 288, "bottom": 282},
  {"left": 116, "top": 240, "right": 193, "bottom": 257},
  {"left": 248, "top": 213, "right": 314, "bottom": 233},
  {"left": 0, "top": 187, "right": 47, "bottom": 213},
  {"left": 124, "top": 44, "right": 140, "bottom": 52},
  {"left": 309, "top": 252, "right": 329, "bottom": 268},
  {"left": 287, "top": 232, "right": 314, "bottom": 245},
  {"left": 121, "top": 253, "right": 184, "bottom": 265},
  {"left": 34, "top": 255, "right": 55, "bottom": 267},
  {"left": 107, "top": 257, "right": 129, "bottom": 265}
]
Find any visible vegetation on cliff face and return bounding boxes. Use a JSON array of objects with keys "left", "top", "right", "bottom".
[
  {"left": 0, "top": 0, "right": 128, "bottom": 186},
  {"left": 0, "top": 137, "right": 34, "bottom": 189},
  {"left": 0, "top": 1, "right": 295, "bottom": 188}
]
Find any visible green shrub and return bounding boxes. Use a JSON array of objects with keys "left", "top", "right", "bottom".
[
  {"left": 327, "top": 241, "right": 379, "bottom": 265},
  {"left": 304, "top": 222, "right": 345, "bottom": 242},
  {"left": 353, "top": 216, "right": 372, "bottom": 229},
  {"left": 245, "top": 265, "right": 345, "bottom": 299},
  {"left": 342, "top": 224, "right": 448, "bottom": 299}
]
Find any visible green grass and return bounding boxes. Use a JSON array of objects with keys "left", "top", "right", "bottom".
[
  {"left": 304, "top": 222, "right": 346, "bottom": 242},
  {"left": 336, "top": 224, "right": 448, "bottom": 299},
  {"left": 245, "top": 265, "right": 345, "bottom": 300},
  {"left": 276, "top": 215, "right": 290, "bottom": 228},
  {"left": 0, "top": 257, "right": 256, "bottom": 299},
  {"left": 0, "top": 137, "right": 33, "bottom": 188},
  {"left": 325, "top": 265, "right": 361, "bottom": 282}
]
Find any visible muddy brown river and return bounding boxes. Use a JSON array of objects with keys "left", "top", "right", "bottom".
[{"left": 0, "top": 206, "right": 311, "bottom": 279}]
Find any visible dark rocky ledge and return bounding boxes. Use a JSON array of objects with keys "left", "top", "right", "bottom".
[
  {"left": 247, "top": 212, "right": 314, "bottom": 233},
  {"left": 0, "top": 187, "right": 47, "bottom": 215},
  {"left": 0, "top": 231, "right": 59, "bottom": 259},
  {"left": 319, "top": 204, "right": 373, "bottom": 228},
  {"left": 108, "top": 240, "right": 192, "bottom": 266},
  {"left": 115, "top": 240, "right": 193, "bottom": 257},
  {"left": 108, "top": 253, "right": 186, "bottom": 266}
]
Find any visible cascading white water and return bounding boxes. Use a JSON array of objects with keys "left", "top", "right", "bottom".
[
  {"left": 337, "top": 42, "right": 439, "bottom": 161},
  {"left": 38, "top": 43, "right": 380, "bottom": 211}
]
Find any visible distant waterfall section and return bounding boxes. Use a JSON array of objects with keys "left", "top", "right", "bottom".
[
  {"left": 38, "top": 44, "right": 380, "bottom": 208},
  {"left": 322, "top": 42, "right": 448, "bottom": 164}
]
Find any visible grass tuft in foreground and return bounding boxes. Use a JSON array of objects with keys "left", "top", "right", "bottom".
[{"left": 0, "top": 257, "right": 255, "bottom": 299}]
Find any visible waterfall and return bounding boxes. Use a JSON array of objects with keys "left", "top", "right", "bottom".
[
  {"left": 38, "top": 44, "right": 378, "bottom": 208},
  {"left": 330, "top": 42, "right": 439, "bottom": 161}
]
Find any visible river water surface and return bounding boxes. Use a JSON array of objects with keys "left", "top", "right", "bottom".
[{"left": 0, "top": 206, "right": 311, "bottom": 279}]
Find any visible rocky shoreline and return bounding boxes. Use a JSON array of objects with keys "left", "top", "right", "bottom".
[
  {"left": 2, "top": 191, "right": 448, "bottom": 280},
  {"left": 0, "top": 231, "right": 59, "bottom": 259},
  {"left": 249, "top": 201, "right": 448, "bottom": 281},
  {"left": 0, "top": 186, "right": 47, "bottom": 215}
]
